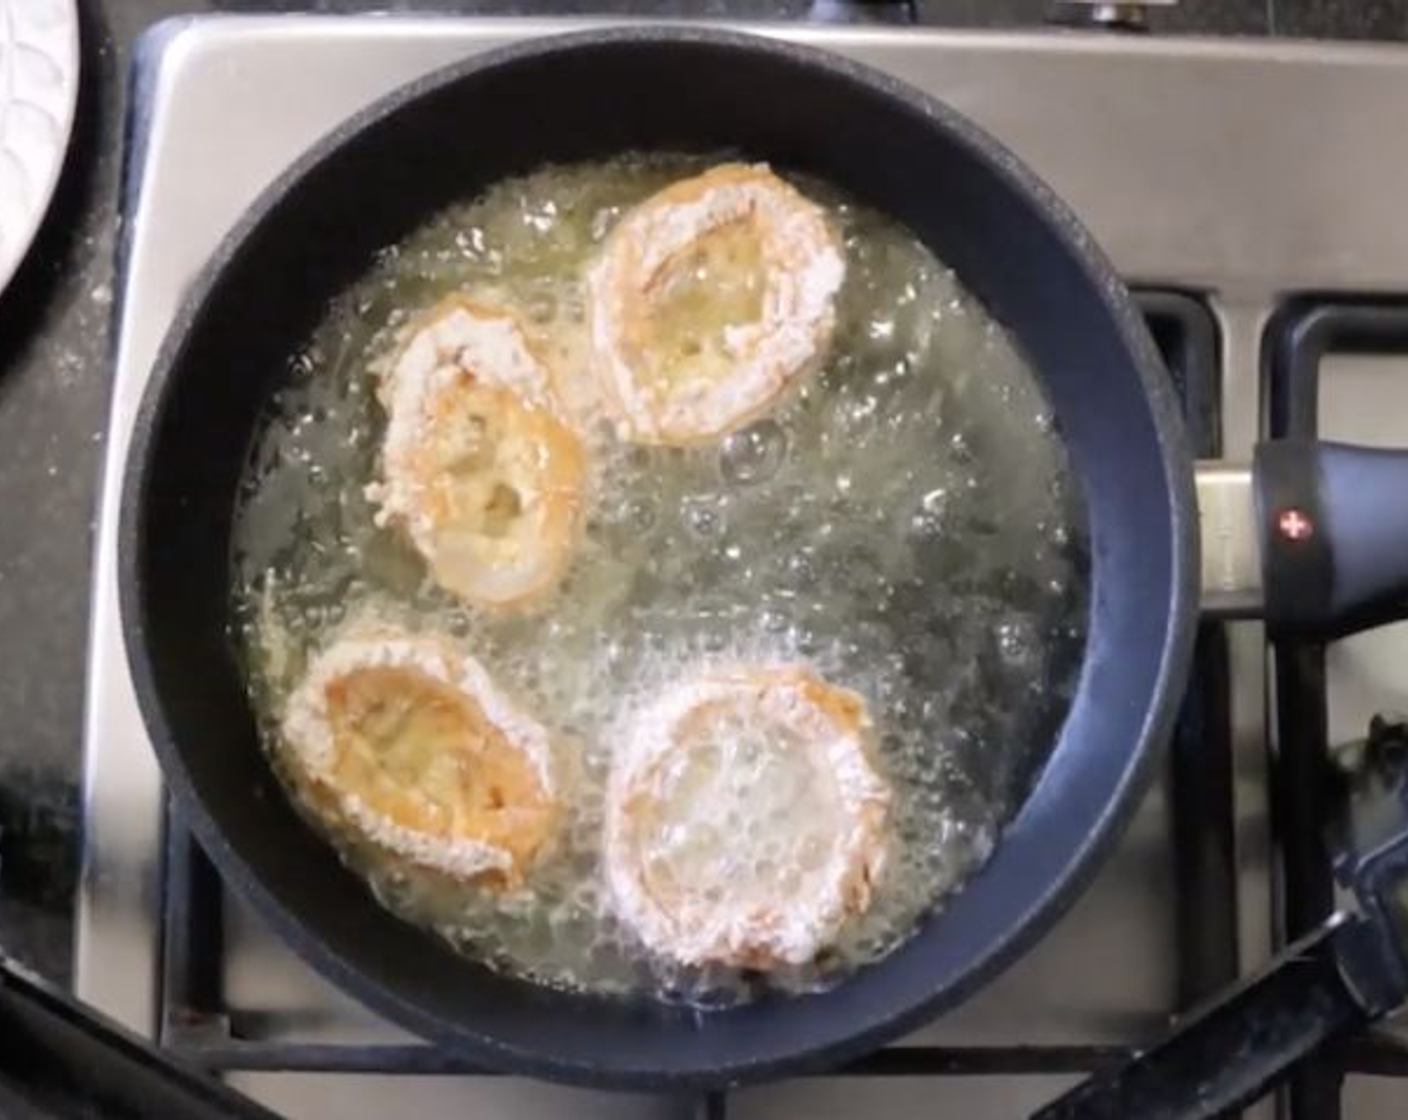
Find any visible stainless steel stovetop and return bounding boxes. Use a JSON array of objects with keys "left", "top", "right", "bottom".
[{"left": 79, "top": 15, "right": 1408, "bottom": 1119}]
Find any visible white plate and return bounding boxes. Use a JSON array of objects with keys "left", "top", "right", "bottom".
[{"left": 0, "top": 0, "right": 78, "bottom": 297}]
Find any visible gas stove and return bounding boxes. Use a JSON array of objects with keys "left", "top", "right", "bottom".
[{"left": 80, "top": 15, "right": 1408, "bottom": 1119}]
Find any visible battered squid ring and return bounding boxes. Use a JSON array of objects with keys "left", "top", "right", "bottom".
[
  {"left": 587, "top": 163, "right": 846, "bottom": 446},
  {"left": 368, "top": 295, "right": 586, "bottom": 609},
  {"left": 282, "top": 629, "right": 559, "bottom": 889},
  {"left": 604, "top": 665, "right": 890, "bottom": 969}
]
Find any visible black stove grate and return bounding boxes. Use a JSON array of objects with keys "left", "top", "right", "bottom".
[
  {"left": 149, "top": 290, "right": 1287, "bottom": 1117},
  {"left": 1265, "top": 299, "right": 1408, "bottom": 1120}
]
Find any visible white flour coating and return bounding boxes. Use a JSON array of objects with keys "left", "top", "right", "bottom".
[
  {"left": 604, "top": 665, "right": 890, "bottom": 967},
  {"left": 338, "top": 793, "right": 511, "bottom": 881},
  {"left": 366, "top": 300, "right": 561, "bottom": 547},
  {"left": 282, "top": 629, "right": 556, "bottom": 881},
  {"left": 587, "top": 163, "right": 845, "bottom": 444}
]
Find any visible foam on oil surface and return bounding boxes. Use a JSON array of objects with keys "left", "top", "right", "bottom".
[{"left": 231, "top": 154, "right": 1088, "bottom": 1004}]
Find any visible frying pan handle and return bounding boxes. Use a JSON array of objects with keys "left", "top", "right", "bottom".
[
  {"left": 0, "top": 950, "right": 280, "bottom": 1119},
  {"left": 1030, "top": 914, "right": 1405, "bottom": 1120},
  {"left": 1255, "top": 439, "right": 1408, "bottom": 638},
  {"left": 1196, "top": 440, "right": 1408, "bottom": 638}
]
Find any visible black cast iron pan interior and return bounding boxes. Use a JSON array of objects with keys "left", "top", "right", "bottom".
[{"left": 120, "top": 27, "right": 1197, "bottom": 1088}]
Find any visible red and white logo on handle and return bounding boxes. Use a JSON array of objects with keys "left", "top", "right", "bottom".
[{"left": 1277, "top": 507, "right": 1314, "bottom": 543}]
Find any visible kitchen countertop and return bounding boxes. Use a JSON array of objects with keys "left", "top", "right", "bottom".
[{"left": 1, "top": 0, "right": 1405, "bottom": 983}]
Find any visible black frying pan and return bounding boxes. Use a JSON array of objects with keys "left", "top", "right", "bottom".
[{"left": 117, "top": 25, "right": 1408, "bottom": 1105}]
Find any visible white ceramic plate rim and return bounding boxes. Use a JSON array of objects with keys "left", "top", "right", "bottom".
[{"left": 0, "top": 0, "right": 80, "bottom": 299}]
